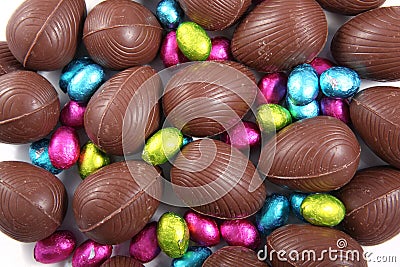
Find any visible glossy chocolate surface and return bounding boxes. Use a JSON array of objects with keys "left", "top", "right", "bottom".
[
  {"left": 202, "top": 246, "right": 267, "bottom": 267},
  {"left": 101, "top": 256, "right": 144, "bottom": 267},
  {"left": 316, "top": 0, "right": 385, "bottom": 15},
  {"left": 0, "top": 42, "right": 23, "bottom": 76}
]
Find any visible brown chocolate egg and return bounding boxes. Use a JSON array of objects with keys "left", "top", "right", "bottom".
[
  {"left": 259, "top": 116, "right": 360, "bottom": 192},
  {"left": 0, "top": 161, "right": 68, "bottom": 242},
  {"left": 101, "top": 256, "right": 144, "bottom": 267},
  {"left": 73, "top": 161, "right": 162, "bottom": 245},
  {"left": 202, "top": 246, "right": 267, "bottom": 267},
  {"left": 316, "top": 0, "right": 385, "bottom": 15},
  {"left": 83, "top": 0, "right": 163, "bottom": 70},
  {"left": 231, "top": 0, "right": 327, "bottom": 72},
  {"left": 6, "top": 0, "right": 86, "bottom": 71},
  {"left": 0, "top": 42, "right": 23, "bottom": 76},
  {"left": 0, "top": 71, "right": 60, "bottom": 144},
  {"left": 331, "top": 7, "right": 400, "bottom": 81}
]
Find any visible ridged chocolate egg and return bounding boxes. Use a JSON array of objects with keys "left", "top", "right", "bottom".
[
  {"left": 316, "top": 0, "right": 385, "bottom": 15},
  {"left": 203, "top": 246, "right": 267, "bottom": 267},
  {"left": 101, "top": 256, "right": 144, "bottom": 267},
  {"left": 0, "top": 42, "right": 23, "bottom": 76}
]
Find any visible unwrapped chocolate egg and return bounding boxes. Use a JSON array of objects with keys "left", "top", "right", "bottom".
[
  {"left": 160, "top": 31, "right": 189, "bottom": 68},
  {"left": 60, "top": 101, "right": 86, "bottom": 128},
  {"left": 72, "top": 239, "right": 112, "bottom": 267},
  {"left": 157, "top": 212, "right": 189, "bottom": 258},
  {"left": 203, "top": 246, "right": 267, "bottom": 267},
  {"left": 184, "top": 210, "right": 220, "bottom": 247},
  {"left": 30, "top": 139, "right": 62, "bottom": 175},
  {"left": 176, "top": 22, "right": 211, "bottom": 61},
  {"left": 220, "top": 219, "right": 260, "bottom": 250},
  {"left": 171, "top": 246, "right": 212, "bottom": 267},
  {"left": 287, "top": 64, "right": 319, "bottom": 105},
  {"left": 34, "top": 230, "right": 76, "bottom": 264},
  {"left": 0, "top": 41, "right": 23, "bottom": 76},
  {"left": 78, "top": 141, "right": 110, "bottom": 179},
  {"left": 316, "top": 0, "right": 385, "bottom": 15},
  {"left": 101, "top": 256, "right": 144, "bottom": 267},
  {"left": 49, "top": 126, "right": 80, "bottom": 170},
  {"left": 220, "top": 121, "right": 261, "bottom": 150},
  {"left": 129, "top": 222, "right": 160, "bottom": 263},
  {"left": 256, "top": 194, "right": 290, "bottom": 235},
  {"left": 320, "top": 67, "right": 360, "bottom": 99}
]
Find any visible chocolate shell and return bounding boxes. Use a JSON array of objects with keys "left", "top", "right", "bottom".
[
  {"left": 267, "top": 224, "right": 367, "bottom": 266},
  {"left": 231, "top": 0, "right": 327, "bottom": 72},
  {"left": 178, "top": 0, "right": 251, "bottom": 31},
  {"left": 316, "top": 0, "right": 385, "bottom": 15},
  {"left": 84, "top": 66, "right": 161, "bottom": 156},
  {"left": 202, "top": 246, "right": 267, "bottom": 267},
  {"left": 258, "top": 116, "right": 360, "bottom": 192},
  {"left": 0, "top": 161, "right": 68, "bottom": 242},
  {"left": 336, "top": 166, "right": 400, "bottom": 246},
  {"left": 101, "top": 256, "right": 144, "bottom": 267},
  {"left": 350, "top": 86, "right": 400, "bottom": 168},
  {"left": 162, "top": 61, "right": 257, "bottom": 137},
  {"left": 83, "top": 0, "right": 162, "bottom": 70},
  {"left": 331, "top": 7, "right": 400, "bottom": 81},
  {"left": 6, "top": 0, "right": 86, "bottom": 71},
  {"left": 171, "top": 139, "right": 266, "bottom": 219},
  {"left": 73, "top": 161, "right": 162, "bottom": 245},
  {"left": 0, "top": 42, "right": 23, "bottom": 76},
  {"left": 0, "top": 71, "right": 60, "bottom": 144}
]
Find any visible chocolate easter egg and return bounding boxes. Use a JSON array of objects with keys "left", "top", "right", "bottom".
[
  {"left": 0, "top": 42, "right": 23, "bottom": 76},
  {"left": 316, "top": 0, "right": 385, "bottom": 15},
  {"left": 232, "top": 0, "right": 327, "bottom": 72},
  {"left": 101, "top": 256, "right": 144, "bottom": 267},
  {"left": 203, "top": 246, "right": 267, "bottom": 267},
  {"left": 259, "top": 116, "right": 360, "bottom": 192}
]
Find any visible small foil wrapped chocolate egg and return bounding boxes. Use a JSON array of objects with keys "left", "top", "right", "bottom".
[
  {"left": 29, "top": 139, "right": 62, "bottom": 175},
  {"left": 320, "top": 97, "right": 350, "bottom": 124},
  {"left": 320, "top": 67, "right": 361, "bottom": 98},
  {"left": 182, "top": 135, "right": 193, "bottom": 147},
  {"left": 287, "top": 64, "right": 319, "bottom": 105},
  {"left": 78, "top": 141, "right": 110, "bottom": 179},
  {"left": 59, "top": 57, "right": 93, "bottom": 92},
  {"left": 129, "top": 222, "right": 161, "bottom": 263},
  {"left": 72, "top": 239, "right": 113, "bottom": 267},
  {"left": 257, "top": 104, "right": 292, "bottom": 134},
  {"left": 289, "top": 193, "right": 308, "bottom": 220},
  {"left": 176, "top": 22, "right": 211, "bottom": 61},
  {"left": 171, "top": 246, "right": 212, "bottom": 267},
  {"left": 257, "top": 72, "right": 287, "bottom": 104},
  {"left": 34, "top": 230, "right": 76, "bottom": 264},
  {"left": 161, "top": 31, "right": 189, "bottom": 67},
  {"left": 184, "top": 210, "right": 220, "bottom": 247},
  {"left": 310, "top": 57, "right": 334, "bottom": 75},
  {"left": 156, "top": 0, "right": 184, "bottom": 29},
  {"left": 207, "top": 36, "right": 233, "bottom": 61},
  {"left": 256, "top": 194, "right": 290, "bottom": 235},
  {"left": 301, "top": 193, "right": 346, "bottom": 227},
  {"left": 60, "top": 101, "right": 86, "bottom": 128},
  {"left": 49, "top": 126, "right": 80, "bottom": 170},
  {"left": 220, "top": 121, "right": 261, "bottom": 150},
  {"left": 286, "top": 97, "right": 320, "bottom": 120},
  {"left": 220, "top": 219, "right": 260, "bottom": 250}
]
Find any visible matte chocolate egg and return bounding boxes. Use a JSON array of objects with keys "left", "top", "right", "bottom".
[
  {"left": 0, "top": 71, "right": 60, "bottom": 144},
  {"left": 350, "top": 86, "right": 400, "bottom": 168},
  {"left": 0, "top": 42, "right": 23, "bottom": 76},
  {"left": 163, "top": 61, "right": 257, "bottom": 137},
  {"left": 316, "top": 0, "right": 385, "bottom": 15},
  {"left": 259, "top": 116, "right": 360, "bottom": 192},
  {"left": 101, "top": 256, "right": 144, "bottom": 267},
  {"left": 83, "top": 0, "right": 162, "bottom": 70},
  {"left": 84, "top": 66, "right": 161, "bottom": 156},
  {"left": 0, "top": 161, "right": 67, "bottom": 242},
  {"left": 203, "top": 246, "right": 267, "bottom": 267},
  {"left": 178, "top": 0, "right": 251, "bottom": 31},
  {"left": 171, "top": 139, "right": 266, "bottom": 219},
  {"left": 336, "top": 166, "right": 400, "bottom": 246},
  {"left": 231, "top": 0, "right": 327, "bottom": 72},
  {"left": 6, "top": 0, "right": 86, "bottom": 71},
  {"left": 331, "top": 7, "right": 400, "bottom": 81},
  {"left": 73, "top": 161, "right": 162, "bottom": 245}
]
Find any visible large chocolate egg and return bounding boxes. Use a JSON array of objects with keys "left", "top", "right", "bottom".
[
  {"left": 83, "top": 0, "right": 162, "bottom": 70},
  {"left": 316, "top": 0, "right": 385, "bottom": 15},
  {"left": 0, "top": 71, "right": 60, "bottom": 144},
  {"left": 259, "top": 116, "right": 360, "bottom": 192},
  {"left": 73, "top": 161, "right": 162, "bottom": 245},
  {"left": 0, "top": 161, "right": 67, "bottom": 242},
  {"left": 331, "top": 7, "right": 400, "bottom": 81},
  {"left": 0, "top": 42, "right": 23, "bottom": 76},
  {"left": 84, "top": 66, "right": 161, "bottom": 156},
  {"left": 350, "top": 86, "right": 400, "bottom": 168},
  {"left": 171, "top": 139, "right": 266, "bottom": 219},
  {"left": 101, "top": 256, "right": 144, "bottom": 267},
  {"left": 231, "top": 0, "right": 327, "bottom": 72},
  {"left": 6, "top": 0, "right": 86, "bottom": 71},
  {"left": 203, "top": 246, "right": 267, "bottom": 267}
]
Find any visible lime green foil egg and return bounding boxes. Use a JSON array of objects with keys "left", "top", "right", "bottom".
[
  {"left": 257, "top": 104, "right": 292, "bottom": 134},
  {"left": 176, "top": 22, "right": 211, "bottom": 61},
  {"left": 78, "top": 141, "right": 110, "bottom": 179},
  {"left": 157, "top": 212, "right": 190, "bottom": 258},
  {"left": 301, "top": 194, "right": 346, "bottom": 227}
]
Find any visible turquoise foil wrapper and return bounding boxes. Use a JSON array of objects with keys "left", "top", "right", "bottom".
[
  {"left": 171, "top": 246, "right": 212, "bottom": 267},
  {"left": 29, "top": 139, "right": 62, "bottom": 175},
  {"left": 256, "top": 194, "right": 290, "bottom": 235}
]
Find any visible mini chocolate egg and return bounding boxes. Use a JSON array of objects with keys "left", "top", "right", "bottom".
[
  {"left": 171, "top": 246, "right": 212, "bottom": 267},
  {"left": 184, "top": 210, "right": 220, "bottom": 247},
  {"left": 30, "top": 139, "right": 62, "bottom": 175},
  {"left": 286, "top": 97, "right": 320, "bottom": 120},
  {"left": 49, "top": 126, "right": 80, "bottom": 170},
  {"left": 59, "top": 57, "right": 93, "bottom": 92},
  {"left": 220, "top": 121, "right": 261, "bottom": 150},
  {"left": 130, "top": 222, "right": 161, "bottom": 263},
  {"left": 310, "top": 57, "right": 334, "bottom": 75},
  {"left": 257, "top": 104, "right": 292, "bottom": 134},
  {"left": 142, "top": 127, "right": 184, "bottom": 166},
  {"left": 207, "top": 36, "right": 233, "bottom": 61},
  {"left": 257, "top": 72, "right": 287, "bottom": 104},
  {"left": 220, "top": 219, "right": 260, "bottom": 250},
  {"left": 289, "top": 193, "right": 308, "bottom": 220},
  {"left": 60, "top": 101, "right": 86, "bottom": 128},
  {"left": 161, "top": 31, "right": 189, "bottom": 67},
  {"left": 157, "top": 212, "right": 190, "bottom": 258},
  {"left": 301, "top": 193, "right": 346, "bottom": 227},
  {"left": 176, "top": 22, "right": 211, "bottom": 61},
  {"left": 72, "top": 239, "right": 112, "bottom": 267},
  {"left": 256, "top": 194, "right": 290, "bottom": 235},
  {"left": 320, "top": 97, "right": 350, "bottom": 124},
  {"left": 34, "top": 230, "right": 76, "bottom": 264},
  {"left": 182, "top": 135, "right": 193, "bottom": 147},
  {"left": 287, "top": 64, "right": 319, "bottom": 105},
  {"left": 320, "top": 67, "right": 360, "bottom": 99},
  {"left": 156, "top": 0, "right": 184, "bottom": 29},
  {"left": 78, "top": 141, "right": 110, "bottom": 179}
]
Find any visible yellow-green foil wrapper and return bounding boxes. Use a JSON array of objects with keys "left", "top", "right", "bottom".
[
  {"left": 157, "top": 212, "right": 189, "bottom": 258},
  {"left": 257, "top": 103, "right": 292, "bottom": 134},
  {"left": 78, "top": 141, "right": 110, "bottom": 179},
  {"left": 176, "top": 22, "right": 211, "bottom": 61}
]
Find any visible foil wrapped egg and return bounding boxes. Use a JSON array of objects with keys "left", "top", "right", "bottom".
[
  {"left": 287, "top": 64, "right": 319, "bottom": 105},
  {"left": 156, "top": 0, "right": 184, "bottom": 29},
  {"left": 34, "top": 230, "right": 76, "bottom": 264},
  {"left": 320, "top": 97, "right": 351, "bottom": 124},
  {"left": 184, "top": 210, "right": 220, "bottom": 247},
  {"left": 289, "top": 193, "right": 309, "bottom": 220},
  {"left": 320, "top": 66, "right": 361, "bottom": 98},
  {"left": 72, "top": 239, "right": 112, "bottom": 267},
  {"left": 130, "top": 222, "right": 161, "bottom": 263},
  {"left": 310, "top": 57, "right": 335, "bottom": 75},
  {"left": 182, "top": 135, "right": 193, "bottom": 147},
  {"left": 207, "top": 36, "right": 233, "bottom": 61},
  {"left": 176, "top": 22, "right": 211, "bottom": 61},
  {"left": 29, "top": 139, "right": 62, "bottom": 175},
  {"left": 171, "top": 246, "right": 212, "bottom": 267},
  {"left": 220, "top": 219, "right": 260, "bottom": 250},
  {"left": 60, "top": 101, "right": 86, "bottom": 128},
  {"left": 256, "top": 194, "right": 290, "bottom": 235},
  {"left": 257, "top": 72, "right": 287, "bottom": 104},
  {"left": 48, "top": 126, "right": 80, "bottom": 170},
  {"left": 257, "top": 104, "right": 292, "bottom": 134},
  {"left": 161, "top": 31, "right": 189, "bottom": 67},
  {"left": 286, "top": 97, "right": 320, "bottom": 120},
  {"left": 78, "top": 141, "right": 110, "bottom": 179},
  {"left": 220, "top": 121, "right": 261, "bottom": 150}
]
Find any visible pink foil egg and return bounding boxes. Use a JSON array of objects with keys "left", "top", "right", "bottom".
[
  {"left": 129, "top": 221, "right": 161, "bottom": 263},
  {"left": 60, "top": 101, "right": 86, "bottom": 128},
  {"left": 220, "top": 219, "right": 261, "bottom": 250},
  {"left": 49, "top": 126, "right": 80, "bottom": 169},
  {"left": 72, "top": 239, "right": 112, "bottom": 267},
  {"left": 184, "top": 210, "right": 220, "bottom": 247},
  {"left": 320, "top": 97, "right": 351, "bottom": 124},
  {"left": 161, "top": 31, "right": 189, "bottom": 67},
  {"left": 220, "top": 121, "right": 261, "bottom": 150},
  {"left": 207, "top": 36, "right": 233, "bottom": 61},
  {"left": 257, "top": 72, "right": 287, "bottom": 104},
  {"left": 310, "top": 57, "right": 335, "bottom": 75},
  {"left": 34, "top": 230, "right": 76, "bottom": 264}
]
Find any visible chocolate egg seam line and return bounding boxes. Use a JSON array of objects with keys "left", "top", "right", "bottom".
[
  {"left": 352, "top": 97, "right": 399, "bottom": 127},
  {"left": 82, "top": 24, "right": 163, "bottom": 39}
]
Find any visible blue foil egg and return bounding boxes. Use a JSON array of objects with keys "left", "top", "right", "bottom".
[
  {"left": 182, "top": 135, "right": 193, "bottom": 147},
  {"left": 256, "top": 194, "right": 290, "bottom": 235},
  {"left": 29, "top": 139, "right": 63, "bottom": 175},
  {"left": 171, "top": 246, "right": 212, "bottom": 267},
  {"left": 287, "top": 64, "right": 319, "bottom": 105},
  {"left": 320, "top": 66, "right": 361, "bottom": 98},
  {"left": 289, "top": 193, "right": 309, "bottom": 220},
  {"left": 59, "top": 57, "right": 93, "bottom": 92},
  {"left": 286, "top": 97, "right": 320, "bottom": 120},
  {"left": 156, "top": 0, "right": 184, "bottom": 30}
]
